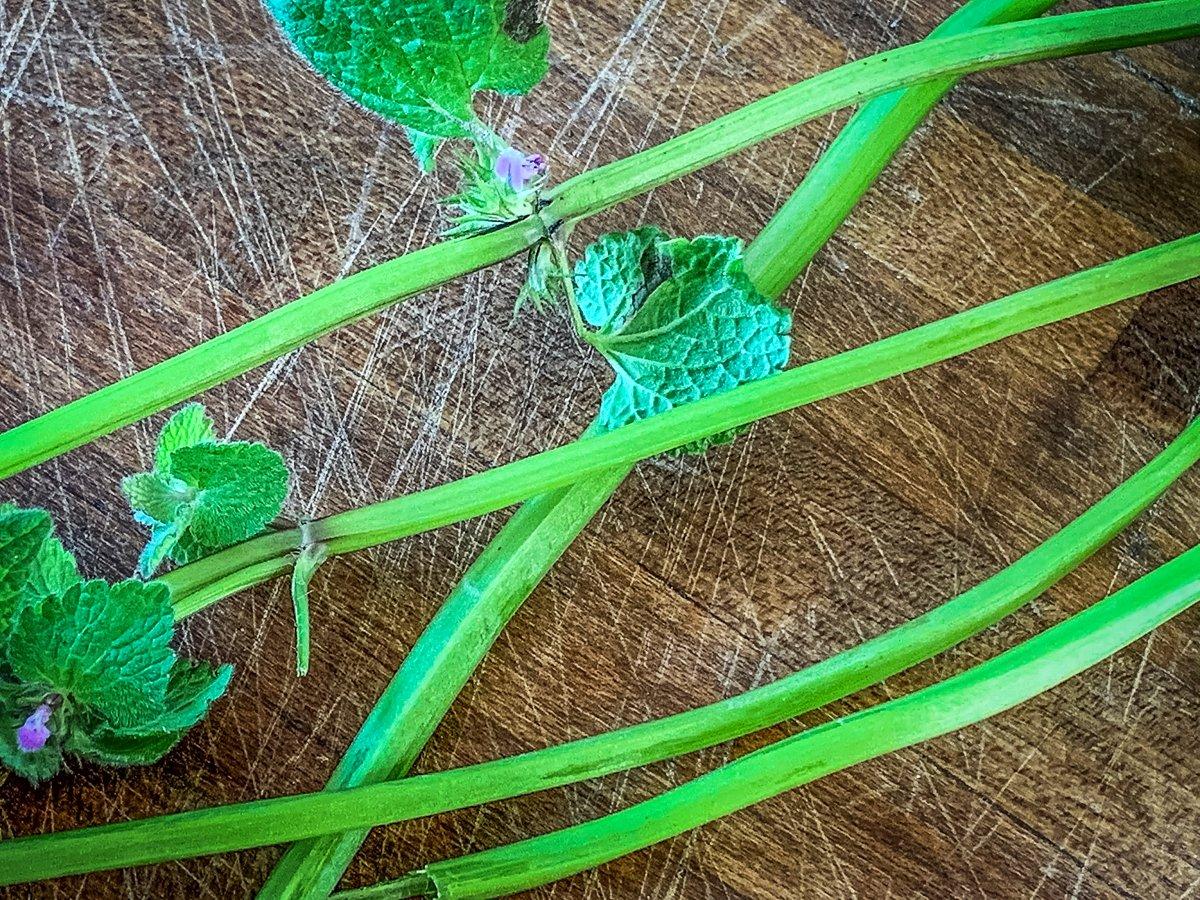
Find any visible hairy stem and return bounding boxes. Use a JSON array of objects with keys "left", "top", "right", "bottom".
[
  {"left": 3, "top": 419, "right": 1196, "bottom": 886},
  {"left": 254, "top": 1, "right": 1064, "bottom": 894},
  {"left": 0, "top": 0, "right": 1194, "bottom": 480}
]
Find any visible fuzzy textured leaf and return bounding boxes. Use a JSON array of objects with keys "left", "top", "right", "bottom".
[
  {"left": 267, "top": 0, "right": 550, "bottom": 163},
  {"left": 8, "top": 580, "right": 175, "bottom": 727},
  {"left": 126, "top": 408, "right": 289, "bottom": 577},
  {"left": 576, "top": 231, "right": 792, "bottom": 453},
  {"left": 169, "top": 443, "right": 289, "bottom": 548},
  {"left": 23, "top": 535, "right": 81, "bottom": 605},
  {"left": 66, "top": 659, "right": 232, "bottom": 764},
  {"left": 155, "top": 403, "right": 217, "bottom": 472},
  {"left": 122, "top": 473, "right": 191, "bottom": 526},
  {"left": 0, "top": 507, "right": 52, "bottom": 625},
  {"left": 66, "top": 727, "right": 187, "bottom": 768},
  {"left": 140, "top": 658, "right": 234, "bottom": 734}
]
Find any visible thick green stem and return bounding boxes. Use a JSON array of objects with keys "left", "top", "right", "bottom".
[
  {"left": 386, "top": 544, "right": 1200, "bottom": 899},
  {"left": 161, "top": 232, "right": 1200, "bottom": 613},
  {"left": 254, "top": 1, "right": 1063, "bottom": 894},
  {"left": 0, "top": 0, "right": 1195, "bottom": 481},
  {"left": 2, "top": 420, "right": 1196, "bottom": 886},
  {"left": 254, "top": 471, "right": 625, "bottom": 898}
]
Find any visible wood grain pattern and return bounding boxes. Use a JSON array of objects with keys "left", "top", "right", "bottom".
[{"left": 1, "top": 0, "right": 1199, "bottom": 896}]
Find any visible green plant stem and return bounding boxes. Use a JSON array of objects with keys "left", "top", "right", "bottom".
[
  {"left": 543, "top": 0, "right": 1200, "bottom": 224},
  {"left": 741, "top": 0, "right": 1058, "bottom": 296},
  {"left": 254, "top": 471, "right": 623, "bottom": 898},
  {"left": 255, "top": 1, "right": 1062, "bottom": 893},
  {"left": 3, "top": 425, "right": 1195, "bottom": 886},
  {"left": 373, "top": 543, "right": 1200, "bottom": 900},
  {"left": 1, "top": 0, "right": 1194, "bottom": 481},
  {"left": 161, "top": 232, "right": 1200, "bottom": 615}
]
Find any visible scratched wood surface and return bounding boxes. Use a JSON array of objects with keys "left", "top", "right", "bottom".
[{"left": 1, "top": 0, "right": 1199, "bottom": 896}]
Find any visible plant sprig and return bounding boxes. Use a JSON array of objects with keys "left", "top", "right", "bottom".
[
  {"left": 156, "top": 232, "right": 1200, "bottom": 620},
  {"left": 1, "top": 1, "right": 1197, "bottom": 895},
  {"left": 0, "top": 0, "right": 1194, "bottom": 481},
  {"left": 0, "top": 507, "right": 232, "bottom": 785},
  {"left": 254, "top": 0, "right": 1067, "bottom": 891}
]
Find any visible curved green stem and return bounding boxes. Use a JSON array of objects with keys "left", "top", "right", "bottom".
[
  {"left": 161, "top": 232, "right": 1200, "bottom": 615},
  {"left": 543, "top": 0, "right": 1200, "bottom": 224},
  {"left": 385, "top": 544, "right": 1200, "bottom": 899},
  {"left": 253, "top": 0, "right": 1067, "bottom": 893},
  {"left": 2, "top": 420, "right": 1195, "bottom": 886},
  {"left": 1, "top": 0, "right": 1195, "bottom": 481}
]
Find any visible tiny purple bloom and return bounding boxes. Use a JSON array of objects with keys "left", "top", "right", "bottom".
[
  {"left": 494, "top": 148, "right": 546, "bottom": 192},
  {"left": 17, "top": 703, "right": 52, "bottom": 754}
]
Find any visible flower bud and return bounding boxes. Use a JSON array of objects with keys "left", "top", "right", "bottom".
[{"left": 16, "top": 703, "right": 52, "bottom": 754}]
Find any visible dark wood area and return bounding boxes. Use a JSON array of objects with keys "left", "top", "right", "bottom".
[{"left": 1, "top": 0, "right": 1199, "bottom": 896}]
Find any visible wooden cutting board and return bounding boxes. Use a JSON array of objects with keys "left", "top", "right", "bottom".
[{"left": 1, "top": 0, "right": 1197, "bottom": 896}]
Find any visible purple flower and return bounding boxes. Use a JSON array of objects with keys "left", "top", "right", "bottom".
[
  {"left": 494, "top": 148, "right": 547, "bottom": 192},
  {"left": 17, "top": 703, "right": 52, "bottom": 754}
]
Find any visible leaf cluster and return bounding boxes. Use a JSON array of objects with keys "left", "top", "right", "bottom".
[
  {"left": 123, "top": 404, "right": 289, "bottom": 578},
  {"left": 0, "top": 506, "right": 231, "bottom": 784}
]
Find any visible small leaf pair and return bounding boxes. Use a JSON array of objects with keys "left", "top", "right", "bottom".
[{"left": 123, "top": 405, "right": 289, "bottom": 578}]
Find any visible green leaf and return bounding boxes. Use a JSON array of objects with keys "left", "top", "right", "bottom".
[
  {"left": 150, "top": 658, "right": 233, "bottom": 732},
  {"left": 575, "top": 232, "right": 792, "bottom": 453},
  {"left": 122, "top": 472, "right": 192, "bottom": 525},
  {"left": 8, "top": 580, "right": 175, "bottom": 727},
  {"left": 574, "top": 227, "right": 670, "bottom": 329},
  {"left": 126, "top": 408, "right": 289, "bottom": 575},
  {"left": 0, "top": 507, "right": 53, "bottom": 625},
  {"left": 266, "top": 0, "right": 550, "bottom": 159},
  {"left": 23, "top": 535, "right": 81, "bottom": 605},
  {"left": 406, "top": 128, "right": 442, "bottom": 173},
  {"left": 169, "top": 442, "right": 289, "bottom": 548},
  {"left": 67, "top": 658, "right": 232, "bottom": 766},
  {"left": 66, "top": 727, "right": 186, "bottom": 768},
  {"left": 156, "top": 403, "right": 217, "bottom": 472},
  {"left": 167, "top": 526, "right": 212, "bottom": 567},
  {"left": 136, "top": 508, "right": 191, "bottom": 580}
]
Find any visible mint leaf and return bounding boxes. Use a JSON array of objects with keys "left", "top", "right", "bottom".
[
  {"left": 0, "top": 506, "right": 53, "bottom": 625},
  {"left": 66, "top": 727, "right": 186, "bottom": 768},
  {"left": 156, "top": 403, "right": 217, "bottom": 472},
  {"left": 266, "top": 0, "right": 550, "bottom": 165},
  {"left": 575, "top": 232, "right": 792, "bottom": 453},
  {"left": 64, "top": 658, "right": 231, "bottom": 767},
  {"left": 150, "top": 658, "right": 233, "bottom": 732},
  {"left": 575, "top": 227, "right": 671, "bottom": 329},
  {"left": 122, "top": 472, "right": 192, "bottom": 525},
  {"left": 8, "top": 580, "right": 174, "bottom": 727},
  {"left": 24, "top": 535, "right": 81, "bottom": 605},
  {"left": 169, "top": 443, "right": 289, "bottom": 548},
  {"left": 126, "top": 405, "right": 289, "bottom": 576}
]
